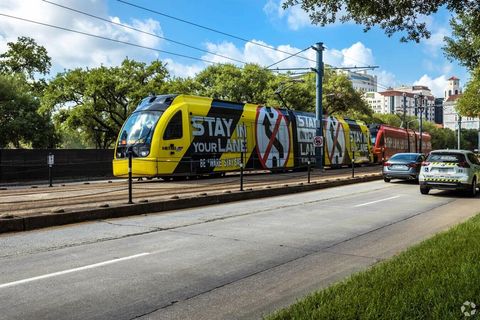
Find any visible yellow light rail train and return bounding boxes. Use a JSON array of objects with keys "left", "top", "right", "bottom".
[{"left": 113, "top": 94, "right": 372, "bottom": 179}]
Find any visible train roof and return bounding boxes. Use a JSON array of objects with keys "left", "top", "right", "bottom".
[{"left": 134, "top": 94, "right": 178, "bottom": 112}]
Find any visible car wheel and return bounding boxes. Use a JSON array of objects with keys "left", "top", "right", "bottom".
[
  {"left": 468, "top": 177, "right": 477, "bottom": 197},
  {"left": 383, "top": 177, "right": 391, "bottom": 182},
  {"left": 420, "top": 186, "right": 430, "bottom": 195}
]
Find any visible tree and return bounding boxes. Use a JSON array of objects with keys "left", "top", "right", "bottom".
[
  {"left": 456, "top": 66, "right": 480, "bottom": 117},
  {"left": 42, "top": 58, "right": 170, "bottom": 148},
  {"left": 444, "top": 12, "right": 480, "bottom": 71},
  {"left": 0, "top": 36, "right": 51, "bottom": 81},
  {"left": 0, "top": 75, "right": 57, "bottom": 148},
  {"left": 195, "top": 63, "right": 277, "bottom": 104},
  {"left": 322, "top": 68, "right": 371, "bottom": 116},
  {"left": 282, "top": 0, "right": 479, "bottom": 42}
]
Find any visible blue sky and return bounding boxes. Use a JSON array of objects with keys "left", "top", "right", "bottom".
[{"left": 0, "top": 0, "right": 469, "bottom": 97}]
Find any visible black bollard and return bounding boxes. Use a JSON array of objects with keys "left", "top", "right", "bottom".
[
  {"left": 307, "top": 159, "right": 311, "bottom": 184},
  {"left": 352, "top": 150, "right": 355, "bottom": 178},
  {"left": 128, "top": 147, "right": 133, "bottom": 204},
  {"left": 240, "top": 152, "right": 244, "bottom": 191}
]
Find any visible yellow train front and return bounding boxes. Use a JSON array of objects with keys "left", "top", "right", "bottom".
[{"left": 113, "top": 94, "right": 372, "bottom": 179}]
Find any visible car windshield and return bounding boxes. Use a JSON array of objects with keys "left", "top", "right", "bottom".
[
  {"left": 427, "top": 153, "right": 466, "bottom": 163},
  {"left": 390, "top": 154, "right": 418, "bottom": 161},
  {"left": 118, "top": 111, "right": 162, "bottom": 146}
]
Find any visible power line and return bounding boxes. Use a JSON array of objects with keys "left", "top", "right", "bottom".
[
  {"left": 116, "top": 0, "right": 317, "bottom": 64},
  {"left": 0, "top": 13, "right": 220, "bottom": 65},
  {"left": 266, "top": 46, "right": 312, "bottom": 69},
  {"left": 41, "top": 0, "right": 248, "bottom": 65}
]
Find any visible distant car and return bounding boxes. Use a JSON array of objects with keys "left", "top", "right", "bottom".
[
  {"left": 382, "top": 153, "right": 425, "bottom": 182},
  {"left": 419, "top": 149, "right": 480, "bottom": 196}
]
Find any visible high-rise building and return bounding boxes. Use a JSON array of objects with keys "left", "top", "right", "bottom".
[
  {"left": 363, "top": 86, "right": 435, "bottom": 121},
  {"left": 344, "top": 70, "right": 377, "bottom": 93}
]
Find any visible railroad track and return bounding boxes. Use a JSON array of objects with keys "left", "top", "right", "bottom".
[{"left": 0, "top": 166, "right": 381, "bottom": 217}]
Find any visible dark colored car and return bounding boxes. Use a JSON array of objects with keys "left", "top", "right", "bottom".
[{"left": 382, "top": 153, "right": 425, "bottom": 182}]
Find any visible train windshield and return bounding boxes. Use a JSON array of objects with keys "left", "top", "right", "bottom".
[{"left": 118, "top": 111, "right": 162, "bottom": 146}]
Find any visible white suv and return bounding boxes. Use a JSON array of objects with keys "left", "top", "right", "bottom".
[{"left": 419, "top": 149, "right": 480, "bottom": 196}]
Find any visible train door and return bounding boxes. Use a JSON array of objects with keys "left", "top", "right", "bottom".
[{"left": 157, "top": 108, "right": 189, "bottom": 175}]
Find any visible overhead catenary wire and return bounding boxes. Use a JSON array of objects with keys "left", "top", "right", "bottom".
[
  {"left": 0, "top": 13, "right": 221, "bottom": 65},
  {"left": 41, "top": 0, "right": 248, "bottom": 65},
  {"left": 266, "top": 46, "right": 312, "bottom": 69},
  {"left": 116, "top": 0, "right": 317, "bottom": 64},
  {"left": 44, "top": 0, "right": 327, "bottom": 77}
]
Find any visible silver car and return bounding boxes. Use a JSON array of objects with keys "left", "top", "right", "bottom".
[
  {"left": 419, "top": 149, "right": 480, "bottom": 196},
  {"left": 383, "top": 153, "right": 425, "bottom": 182}
]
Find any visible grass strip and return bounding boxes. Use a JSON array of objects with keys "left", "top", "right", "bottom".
[{"left": 266, "top": 213, "right": 480, "bottom": 319}]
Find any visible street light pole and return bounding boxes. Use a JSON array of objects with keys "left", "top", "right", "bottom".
[
  {"left": 419, "top": 93, "right": 424, "bottom": 154},
  {"left": 402, "top": 92, "right": 407, "bottom": 128},
  {"left": 458, "top": 116, "right": 462, "bottom": 149}
]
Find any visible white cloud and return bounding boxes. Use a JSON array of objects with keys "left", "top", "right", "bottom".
[
  {"left": 340, "top": 42, "right": 374, "bottom": 67},
  {"left": 375, "top": 70, "right": 397, "bottom": 89},
  {"left": 263, "top": 0, "right": 312, "bottom": 30},
  {"left": 163, "top": 58, "right": 203, "bottom": 78},
  {"left": 286, "top": 6, "right": 311, "bottom": 30},
  {"left": 168, "top": 40, "right": 384, "bottom": 83},
  {"left": 413, "top": 74, "right": 448, "bottom": 97},
  {"left": 424, "top": 27, "right": 449, "bottom": 57},
  {"left": 0, "top": 0, "right": 162, "bottom": 76},
  {"left": 264, "top": 0, "right": 349, "bottom": 31},
  {"left": 324, "top": 42, "right": 375, "bottom": 69}
]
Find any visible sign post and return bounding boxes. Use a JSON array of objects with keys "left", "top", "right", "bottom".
[{"left": 47, "top": 153, "right": 54, "bottom": 187}]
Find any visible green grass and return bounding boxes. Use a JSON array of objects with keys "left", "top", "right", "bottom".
[{"left": 266, "top": 214, "right": 480, "bottom": 320}]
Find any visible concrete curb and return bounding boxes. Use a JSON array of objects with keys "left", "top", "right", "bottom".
[{"left": 0, "top": 174, "right": 382, "bottom": 234}]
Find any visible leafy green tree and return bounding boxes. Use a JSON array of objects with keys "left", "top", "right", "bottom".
[
  {"left": 461, "top": 129, "right": 480, "bottom": 150},
  {"left": 322, "top": 68, "right": 371, "bottom": 116},
  {"left": 0, "top": 36, "right": 51, "bottom": 79},
  {"left": 282, "top": 0, "right": 479, "bottom": 42},
  {"left": 42, "top": 58, "right": 170, "bottom": 148},
  {"left": 456, "top": 67, "right": 480, "bottom": 117},
  {"left": 195, "top": 63, "right": 277, "bottom": 104},
  {"left": 444, "top": 12, "right": 480, "bottom": 71},
  {"left": 0, "top": 75, "right": 57, "bottom": 148}
]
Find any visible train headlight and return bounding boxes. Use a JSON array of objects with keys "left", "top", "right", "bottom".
[{"left": 139, "top": 146, "right": 150, "bottom": 157}]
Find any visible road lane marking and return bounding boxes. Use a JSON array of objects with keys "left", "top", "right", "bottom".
[
  {"left": 354, "top": 195, "right": 401, "bottom": 207},
  {"left": 0, "top": 252, "right": 151, "bottom": 289}
]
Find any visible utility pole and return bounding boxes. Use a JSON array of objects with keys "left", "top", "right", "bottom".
[
  {"left": 457, "top": 116, "right": 462, "bottom": 149},
  {"left": 312, "top": 42, "right": 324, "bottom": 169},
  {"left": 402, "top": 92, "right": 407, "bottom": 128}
]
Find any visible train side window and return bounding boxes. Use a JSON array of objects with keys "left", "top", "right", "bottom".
[{"left": 163, "top": 111, "right": 183, "bottom": 140}]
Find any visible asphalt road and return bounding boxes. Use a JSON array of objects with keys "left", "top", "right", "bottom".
[{"left": 0, "top": 180, "right": 478, "bottom": 320}]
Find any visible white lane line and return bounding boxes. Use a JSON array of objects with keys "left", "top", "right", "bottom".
[
  {"left": 0, "top": 252, "right": 151, "bottom": 289},
  {"left": 354, "top": 195, "right": 401, "bottom": 207}
]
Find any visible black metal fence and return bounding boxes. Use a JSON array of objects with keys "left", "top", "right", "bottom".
[{"left": 0, "top": 149, "right": 114, "bottom": 182}]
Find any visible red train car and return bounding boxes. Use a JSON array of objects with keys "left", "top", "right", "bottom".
[{"left": 368, "top": 124, "right": 432, "bottom": 163}]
